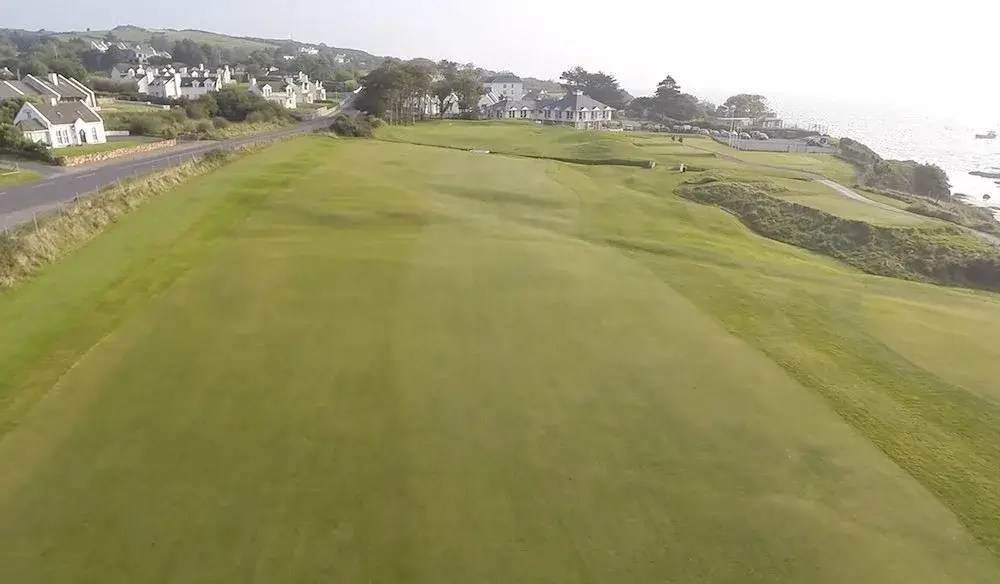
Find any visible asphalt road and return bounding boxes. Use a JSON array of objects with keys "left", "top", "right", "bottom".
[{"left": 0, "top": 116, "right": 335, "bottom": 228}]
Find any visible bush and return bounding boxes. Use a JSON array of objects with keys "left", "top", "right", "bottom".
[
  {"left": 167, "top": 108, "right": 189, "bottom": 124},
  {"left": 245, "top": 111, "right": 267, "bottom": 124},
  {"left": 329, "top": 114, "right": 373, "bottom": 138},
  {"left": 127, "top": 115, "right": 165, "bottom": 137},
  {"left": 195, "top": 120, "right": 214, "bottom": 134},
  {"left": 0, "top": 123, "right": 53, "bottom": 162},
  {"left": 212, "top": 117, "right": 230, "bottom": 129}
]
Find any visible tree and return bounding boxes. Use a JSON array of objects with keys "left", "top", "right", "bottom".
[
  {"left": 912, "top": 163, "right": 951, "bottom": 199},
  {"left": 0, "top": 98, "right": 26, "bottom": 124},
  {"left": 452, "top": 70, "right": 484, "bottom": 116},
  {"left": 722, "top": 94, "right": 771, "bottom": 119},
  {"left": 356, "top": 59, "right": 433, "bottom": 124},
  {"left": 638, "top": 75, "right": 707, "bottom": 121},
  {"left": 149, "top": 33, "right": 171, "bottom": 51},
  {"left": 559, "top": 66, "right": 626, "bottom": 109}
]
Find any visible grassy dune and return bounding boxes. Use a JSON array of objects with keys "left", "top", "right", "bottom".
[{"left": 1, "top": 126, "right": 999, "bottom": 582}]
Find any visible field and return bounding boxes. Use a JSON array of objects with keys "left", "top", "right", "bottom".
[
  {"left": 55, "top": 27, "right": 276, "bottom": 51},
  {"left": 52, "top": 139, "right": 150, "bottom": 158},
  {"left": 1, "top": 124, "right": 1000, "bottom": 582},
  {"left": 0, "top": 169, "right": 42, "bottom": 187}
]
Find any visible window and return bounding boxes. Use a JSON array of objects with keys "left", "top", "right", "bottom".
[{"left": 92, "top": 127, "right": 99, "bottom": 141}]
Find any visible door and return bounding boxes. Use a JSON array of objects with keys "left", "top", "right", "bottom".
[{"left": 79, "top": 129, "right": 88, "bottom": 144}]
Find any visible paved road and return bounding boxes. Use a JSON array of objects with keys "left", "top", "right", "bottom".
[{"left": 0, "top": 116, "right": 336, "bottom": 228}]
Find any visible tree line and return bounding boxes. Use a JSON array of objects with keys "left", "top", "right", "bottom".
[{"left": 356, "top": 60, "right": 484, "bottom": 124}]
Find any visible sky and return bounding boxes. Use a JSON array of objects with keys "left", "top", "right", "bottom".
[{"left": 7, "top": 0, "right": 999, "bottom": 120}]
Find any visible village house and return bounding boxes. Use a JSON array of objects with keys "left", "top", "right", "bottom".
[
  {"left": 112, "top": 64, "right": 234, "bottom": 98},
  {"left": 291, "top": 72, "right": 326, "bottom": 104},
  {"left": 248, "top": 77, "right": 298, "bottom": 109},
  {"left": 298, "top": 46, "right": 320, "bottom": 55},
  {"left": 482, "top": 90, "right": 616, "bottom": 130},
  {"left": 0, "top": 73, "right": 98, "bottom": 108},
  {"left": 12, "top": 100, "right": 107, "bottom": 149}
]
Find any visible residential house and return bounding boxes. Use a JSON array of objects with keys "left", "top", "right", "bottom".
[
  {"left": 0, "top": 73, "right": 98, "bottom": 108},
  {"left": 114, "top": 64, "right": 234, "bottom": 98},
  {"left": 483, "top": 74, "right": 524, "bottom": 101},
  {"left": 13, "top": 100, "right": 107, "bottom": 149},
  {"left": 0, "top": 67, "right": 14, "bottom": 79},
  {"left": 298, "top": 46, "right": 320, "bottom": 55},
  {"left": 147, "top": 73, "right": 219, "bottom": 99},
  {"left": 292, "top": 72, "right": 326, "bottom": 103},
  {"left": 113, "top": 42, "right": 171, "bottom": 63},
  {"left": 248, "top": 77, "right": 298, "bottom": 109},
  {"left": 333, "top": 53, "right": 346, "bottom": 64},
  {"left": 90, "top": 40, "right": 110, "bottom": 52},
  {"left": 483, "top": 90, "right": 616, "bottom": 130}
]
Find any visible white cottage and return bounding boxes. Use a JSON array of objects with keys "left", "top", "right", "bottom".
[{"left": 13, "top": 101, "right": 107, "bottom": 149}]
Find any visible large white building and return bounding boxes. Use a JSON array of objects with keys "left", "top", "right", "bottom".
[
  {"left": 13, "top": 101, "right": 107, "bottom": 149},
  {"left": 483, "top": 90, "right": 616, "bottom": 130},
  {"left": 249, "top": 77, "right": 298, "bottom": 109},
  {"left": 483, "top": 74, "right": 524, "bottom": 100}
]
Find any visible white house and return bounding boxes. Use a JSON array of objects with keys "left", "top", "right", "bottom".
[
  {"left": 249, "top": 77, "right": 298, "bottom": 109},
  {"left": 13, "top": 101, "right": 107, "bottom": 149},
  {"left": 483, "top": 90, "right": 616, "bottom": 130},
  {"left": 90, "top": 40, "right": 110, "bottom": 52},
  {"left": 0, "top": 73, "right": 98, "bottom": 108},
  {"left": 147, "top": 73, "right": 219, "bottom": 99},
  {"left": 298, "top": 46, "right": 320, "bottom": 55},
  {"left": 114, "top": 64, "right": 234, "bottom": 98},
  {"left": 291, "top": 72, "right": 326, "bottom": 103},
  {"left": 483, "top": 74, "right": 524, "bottom": 101}
]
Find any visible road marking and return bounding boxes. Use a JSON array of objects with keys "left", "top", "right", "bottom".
[
  {"left": 76, "top": 172, "right": 96, "bottom": 178},
  {"left": 29, "top": 184, "right": 49, "bottom": 189},
  {"left": 0, "top": 191, "right": 7, "bottom": 197}
]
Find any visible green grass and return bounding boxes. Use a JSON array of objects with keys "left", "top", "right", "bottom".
[
  {"left": 56, "top": 28, "right": 276, "bottom": 51},
  {"left": 100, "top": 101, "right": 170, "bottom": 113},
  {"left": 53, "top": 139, "right": 151, "bottom": 158},
  {"left": 0, "top": 169, "right": 42, "bottom": 187},
  {"left": 1, "top": 127, "right": 1000, "bottom": 582}
]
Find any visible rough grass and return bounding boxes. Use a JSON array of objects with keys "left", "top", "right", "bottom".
[
  {"left": 680, "top": 180, "right": 1000, "bottom": 290},
  {"left": 0, "top": 150, "right": 236, "bottom": 288},
  {"left": 0, "top": 169, "right": 42, "bottom": 187},
  {"left": 1, "top": 128, "right": 1000, "bottom": 582}
]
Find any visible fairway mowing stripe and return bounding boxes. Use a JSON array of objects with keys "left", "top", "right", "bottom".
[{"left": 0, "top": 329, "right": 120, "bottom": 500}]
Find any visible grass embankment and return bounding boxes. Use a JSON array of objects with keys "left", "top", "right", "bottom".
[
  {"left": 0, "top": 150, "right": 235, "bottom": 288},
  {"left": 1, "top": 127, "right": 1000, "bottom": 582},
  {"left": 680, "top": 179, "right": 1000, "bottom": 290},
  {"left": 0, "top": 169, "right": 42, "bottom": 187}
]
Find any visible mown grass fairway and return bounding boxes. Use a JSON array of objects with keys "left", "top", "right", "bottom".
[{"left": 2, "top": 126, "right": 1000, "bottom": 582}]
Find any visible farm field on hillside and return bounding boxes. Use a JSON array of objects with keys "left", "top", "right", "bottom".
[{"left": 1, "top": 127, "right": 1000, "bottom": 582}]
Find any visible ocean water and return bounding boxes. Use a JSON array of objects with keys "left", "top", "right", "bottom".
[{"left": 772, "top": 97, "right": 1000, "bottom": 207}]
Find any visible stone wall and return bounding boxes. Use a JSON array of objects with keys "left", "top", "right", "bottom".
[{"left": 57, "top": 140, "right": 177, "bottom": 167}]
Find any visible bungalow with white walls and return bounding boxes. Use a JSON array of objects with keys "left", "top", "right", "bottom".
[
  {"left": 13, "top": 101, "right": 107, "bottom": 149},
  {"left": 249, "top": 78, "right": 298, "bottom": 109}
]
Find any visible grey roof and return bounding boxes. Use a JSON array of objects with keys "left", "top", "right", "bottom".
[
  {"left": 16, "top": 117, "right": 46, "bottom": 131},
  {"left": 485, "top": 74, "right": 522, "bottom": 84},
  {"left": 51, "top": 75, "right": 88, "bottom": 100},
  {"left": 33, "top": 102, "right": 102, "bottom": 125},
  {"left": 486, "top": 92, "right": 615, "bottom": 112},
  {"left": 0, "top": 80, "right": 40, "bottom": 99}
]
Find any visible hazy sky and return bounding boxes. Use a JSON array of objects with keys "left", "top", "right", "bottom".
[{"left": 7, "top": 0, "right": 998, "bottom": 116}]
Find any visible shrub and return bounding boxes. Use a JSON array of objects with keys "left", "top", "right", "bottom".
[
  {"left": 329, "top": 114, "right": 373, "bottom": 138},
  {"left": 246, "top": 111, "right": 267, "bottom": 124},
  {"left": 168, "top": 108, "right": 189, "bottom": 124},
  {"left": 195, "top": 120, "right": 215, "bottom": 134},
  {"left": 212, "top": 117, "right": 230, "bottom": 129},
  {"left": 128, "top": 115, "right": 165, "bottom": 137}
]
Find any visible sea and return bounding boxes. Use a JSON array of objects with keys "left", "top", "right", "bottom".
[{"left": 769, "top": 96, "right": 1000, "bottom": 208}]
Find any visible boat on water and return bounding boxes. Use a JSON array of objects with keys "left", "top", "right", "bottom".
[{"left": 975, "top": 130, "right": 997, "bottom": 139}]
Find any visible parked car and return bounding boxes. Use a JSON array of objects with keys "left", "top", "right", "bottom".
[
  {"left": 751, "top": 131, "right": 770, "bottom": 140},
  {"left": 739, "top": 132, "right": 752, "bottom": 140},
  {"left": 698, "top": 128, "right": 711, "bottom": 136}
]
